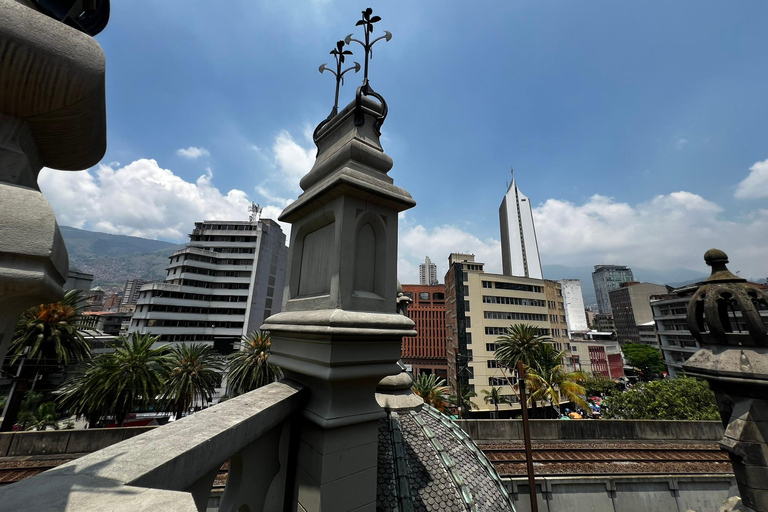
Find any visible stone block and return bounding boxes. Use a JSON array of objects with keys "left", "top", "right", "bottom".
[
  {"left": 8, "top": 430, "right": 70, "bottom": 456},
  {"left": 612, "top": 480, "right": 678, "bottom": 512},
  {"left": 677, "top": 479, "right": 733, "bottom": 512},
  {"left": 0, "top": 433, "right": 13, "bottom": 456},
  {"left": 66, "top": 428, "right": 130, "bottom": 454},
  {"left": 528, "top": 421, "right": 558, "bottom": 440},
  {"left": 733, "top": 463, "right": 768, "bottom": 490}
]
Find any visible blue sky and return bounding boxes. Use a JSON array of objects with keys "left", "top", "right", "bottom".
[{"left": 40, "top": 1, "right": 768, "bottom": 282}]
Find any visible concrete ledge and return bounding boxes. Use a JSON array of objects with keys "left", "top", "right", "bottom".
[
  {"left": 0, "top": 427, "right": 156, "bottom": 458},
  {"left": 456, "top": 419, "right": 724, "bottom": 442},
  {"left": 0, "top": 381, "right": 306, "bottom": 511},
  {"left": 7, "top": 430, "right": 71, "bottom": 456},
  {"left": 504, "top": 474, "right": 735, "bottom": 512}
]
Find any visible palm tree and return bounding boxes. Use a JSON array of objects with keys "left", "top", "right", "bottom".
[
  {"left": 57, "top": 333, "right": 168, "bottom": 426},
  {"left": 162, "top": 344, "right": 224, "bottom": 419},
  {"left": 2, "top": 290, "right": 91, "bottom": 431},
  {"left": 447, "top": 384, "right": 478, "bottom": 418},
  {"left": 57, "top": 358, "right": 111, "bottom": 428},
  {"left": 226, "top": 331, "right": 281, "bottom": 397},
  {"left": 411, "top": 373, "right": 449, "bottom": 412},
  {"left": 16, "top": 391, "right": 60, "bottom": 431},
  {"left": 481, "top": 386, "right": 510, "bottom": 418},
  {"left": 494, "top": 324, "right": 553, "bottom": 408},
  {"left": 494, "top": 324, "right": 551, "bottom": 371},
  {"left": 525, "top": 343, "right": 588, "bottom": 417}
]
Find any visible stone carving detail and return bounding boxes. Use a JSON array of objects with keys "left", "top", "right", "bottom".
[{"left": 684, "top": 249, "right": 768, "bottom": 512}]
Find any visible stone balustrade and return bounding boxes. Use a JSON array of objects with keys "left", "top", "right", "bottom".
[{"left": 0, "top": 381, "right": 306, "bottom": 511}]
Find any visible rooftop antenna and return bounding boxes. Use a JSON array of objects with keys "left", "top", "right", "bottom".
[{"left": 249, "top": 202, "right": 262, "bottom": 223}]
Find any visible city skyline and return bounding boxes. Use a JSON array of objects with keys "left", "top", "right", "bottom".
[{"left": 35, "top": 1, "right": 768, "bottom": 284}]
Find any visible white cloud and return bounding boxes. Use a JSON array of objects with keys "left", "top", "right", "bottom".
[
  {"left": 532, "top": 191, "right": 767, "bottom": 278},
  {"left": 735, "top": 158, "right": 768, "bottom": 199},
  {"left": 176, "top": 146, "right": 210, "bottom": 159},
  {"left": 40, "top": 159, "right": 263, "bottom": 241},
  {"left": 252, "top": 130, "right": 315, "bottom": 214},
  {"left": 398, "top": 220, "right": 502, "bottom": 284},
  {"left": 674, "top": 138, "right": 688, "bottom": 150},
  {"left": 397, "top": 188, "right": 768, "bottom": 283},
  {"left": 272, "top": 131, "right": 315, "bottom": 192}
]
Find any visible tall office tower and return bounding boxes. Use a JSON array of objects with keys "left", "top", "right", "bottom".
[
  {"left": 419, "top": 256, "right": 438, "bottom": 286},
  {"left": 129, "top": 218, "right": 287, "bottom": 351},
  {"left": 499, "top": 170, "right": 543, "bottom": 279},
  {"left": 591, "top": 264, "right": 634, "bottom": 314},
  {"left": 122, "top": 279, "right": 147, "bottom": 306},
  {"left": 560, "top": 279, "right": 589, "bottom": 335}
]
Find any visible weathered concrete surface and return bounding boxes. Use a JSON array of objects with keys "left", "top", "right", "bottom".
[
  {"left": 0, "top": 381, "right": 305, "bottom": 511},
  {"left": 0, "top": 0, "right": 108, "bottom": 363},
  {"left": 0, "top": 0, "right": 107, "bottom": 170},
  {"left": 456, "top": 419, "right": 724, "bottom": 442},
  {"left": 505, "top": 475, "right": 735, "bottom": 512},
  {"left": 0, "top": 427, "right": 154, "bottom": 457}
]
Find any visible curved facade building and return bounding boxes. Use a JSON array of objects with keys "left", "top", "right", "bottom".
[{"left": 129, "top": 219, "right": 287, "bottom": 350}]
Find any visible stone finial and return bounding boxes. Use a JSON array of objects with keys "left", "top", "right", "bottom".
[
  {"left": 686, "top": 249, "right": 768, "bottom": 347},
  {"left": 683, "top": 249, "right": 768, "bottom": 511}
]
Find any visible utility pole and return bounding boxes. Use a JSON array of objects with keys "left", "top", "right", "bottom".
[{"left": 517, "top": 361, "right": 538, "bottom": 512}]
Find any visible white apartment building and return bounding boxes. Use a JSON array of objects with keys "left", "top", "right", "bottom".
[
  {"left": 129, "top": 219, "right": 287, "bottom": 351},
  {"left": 560, "top": 279, "right": 589, "bottom": 335},
  {"left": 499, "top": 171, "right": 543, "bottom": 280},
  {"left": 419, "top": 255, "right": 438, "bottom": 286}
]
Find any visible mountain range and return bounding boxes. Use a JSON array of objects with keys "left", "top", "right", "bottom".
[
  {"left": 60, "top": 226, "right": 711, "bottom": 301},
  {"left": 60, "top": 226, "right": 182, "bottom": 288}
]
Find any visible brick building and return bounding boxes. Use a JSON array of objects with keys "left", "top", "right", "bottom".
[{"left": 401, "top": 284, "right": 448, "bottom": 378}]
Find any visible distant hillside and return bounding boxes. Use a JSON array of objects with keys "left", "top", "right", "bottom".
[
  {"left": 542, "top": 264, "right": 708, "bottom": 307},
  {"left": 60, "top": 226, "right": 183, "bottom": 287}
]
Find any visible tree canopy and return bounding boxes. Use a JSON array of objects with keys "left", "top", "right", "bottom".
[
  {"left": 602, "top": 377, "right": 719, "bottom": 420},
  {"left": 584, "top": 373, "right": 618, "bottom": 397},
  {"left": 226, "top": 331, "right": 281, "bottom": 397},
  {"left": 622, "top": 343, "right": 666, "bottom": 379}
]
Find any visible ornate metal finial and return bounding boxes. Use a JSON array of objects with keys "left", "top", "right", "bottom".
[
  {"left": 345, "top": 7, "right": 392, "bottom": 90},
  {"left": 686, "top": 249, "right": 768, "bottom": 347},
  {"left": 319, "top": 40, "right": 361, "bottom": 118}
]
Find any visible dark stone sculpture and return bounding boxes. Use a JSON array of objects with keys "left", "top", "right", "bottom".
[{"left": 684, "top": 249, "right": 768, "bottom": 511}]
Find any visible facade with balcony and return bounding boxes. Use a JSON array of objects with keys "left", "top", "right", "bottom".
[{"left": 129, "top": 219, "right": 286, "bottom": 351}]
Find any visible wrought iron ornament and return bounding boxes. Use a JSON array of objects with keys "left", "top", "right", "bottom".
[
  {"left": 345, "top": 7, "right": 392, "bottom": 90},
  {"left": 347, "top": 7, "right": 391, "bottom": 133},
  {"left": 319, "top": 41, "right": 360, "bottom": 117},
  {"left": 313, "top": 7, "right": 392, "bottom": 142}
]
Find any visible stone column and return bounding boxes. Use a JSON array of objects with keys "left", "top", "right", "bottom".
[
  {"left": 0, "top": 1, "right": 107, "bottom": 372},
  {"left": 683, "top": 249, "right": 768, "bottom": 512},
  {"left": 262, "top": 93, "right": 415, "bottom": 512}
]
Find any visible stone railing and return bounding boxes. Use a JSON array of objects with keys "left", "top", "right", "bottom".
[{"left": 0, "top": 381, "right": 305, "bottom": 512}]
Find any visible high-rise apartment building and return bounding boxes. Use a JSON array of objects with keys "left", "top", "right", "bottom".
[
  {"left": 129, "top": 219, "right": 287, "bottom": 351},
  {"left": 122, "top": 279, "right": 147, "bottom": 306},
  {"left": 609, "top": 282, "right": 670, "bottom": 344},
  {"left": 445, "top": 253, "right": 555, "bottom": 414},
  {"left": 419, "top": 256, "right": 438, "bottom": 286},
  {"left": 499, "top": 171, "right": 543, "bottom": 280},
  {"left": 592, "top": 265, "right": 634, "bottom": 314},
  {"left": 560, "top": 279, "right": 589, "bottom": 336},
  {"left": 401, "top": 284, "right": 447, "bottom": 378}
]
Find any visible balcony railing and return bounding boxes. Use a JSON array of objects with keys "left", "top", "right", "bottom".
[{"left": 0, "top": 381, "right": 306, "bottom": 512}]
